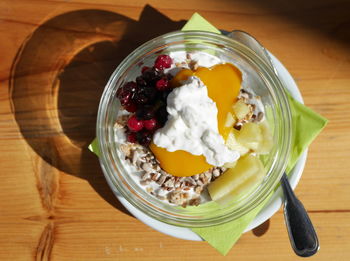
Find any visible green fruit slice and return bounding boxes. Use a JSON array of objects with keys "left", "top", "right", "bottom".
[
  {"left": 237, "top": 122, "right": 262, "bottom": 151},
  {"left": 256, "top": 121, "right": 273, "bottom": 154},
  {"left": 208, "top": 154, "right": 265, "bottom": 201},
  {"left": 226, "top": 129, "right": 249, "bottom": 156}
]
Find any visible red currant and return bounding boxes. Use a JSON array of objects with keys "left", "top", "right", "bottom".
[
  {"left": 127, "top": 132, "right": 137, "bottom": 143},
  {"left": 141, "top": 66, "right": 150, "bottom": 73},
  {"left": 127, "top": 115, "right": 144, "bottom": 132},
  {"left": 124, "top": 102, "right": 138, "bottom": 112},
  {"left": 143, "top": 118, "right": 157, "bottom": 130},
  {"left": 154, "top": 55, "right": 172, "bottom": 70},
  {"left": 156, "top": 78, "right": 169, "bottom": 91}
]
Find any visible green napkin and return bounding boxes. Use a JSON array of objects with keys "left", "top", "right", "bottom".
[
  {"left": 286, "top": 93, "right": 328, "bottom": 172},
  {"left": 89, "top": 13, "right": 328, "bottom": 255},
  {"left": 181, "top": 13, "right": 221, "bottom": 34}
]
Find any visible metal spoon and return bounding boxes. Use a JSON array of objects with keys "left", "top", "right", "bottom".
[
  {"left": 280, "top": 173, "right": 319, "bottom": 256},
  {"left": 227, "top": 30, "right": 319, "bottom": 257}
]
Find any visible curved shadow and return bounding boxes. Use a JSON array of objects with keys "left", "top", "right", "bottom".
[
  {"left": 9, "top": 6, "right": 185, "bottom": 215},
  {"left": 252, "top": 219, "right": 270, "bottom": 237}
]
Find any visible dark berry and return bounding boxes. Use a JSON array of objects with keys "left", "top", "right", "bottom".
[
  {"left": 156, "top": 90, "right": 171, "bottom": 102},
  {"left": 117, "top": 89, "right": 132, "bottom": 106},
  {"left": 123, "top": 81, "right": 137, "bottom": 92},
  {"left": 154, "top": 55, "right": 172, "bottom": 70},
  {"left": 127, "top": 132, "right": 137, "bottom": 143},
  {"left": 140, "top": 135, "right": 152, "bottom": 146},
  {"left": 156, "top": 106, "right": 168, "bottom": 126},
  {"left": 166, "top": 73, "right": 174, "bottom": 80},
  {"left": 136, "top": 76, "right": 147, "bottom": 87},
  {"left": 137, "top": 131, "right": 152, "bottom": 146},
  {"left": 143, "top": 87, "right": 157, "bottom": 101},
  {"left": 141, "top": 66, "right": 150, "bottom": 73},
  {"left": 143, "top": 118, "right": 157, "bottom": 130},
  {"left": 127, "top": 115, "right": 144, "bottom": 132},
  {"left": 161, "top": 90, "right": 171, "bottom": 101},
  {"left": 134, "top": 92, "right": 149, "bottom": 104},
  {"left": 136, "top": 106, "right": 154, "bottom": 120},
  {"left": 116, "top": 81, "right": 137, "bottom": 106},
  {"left": 124, "top": 102, "right": 138, "bottom": 113},
  {"left": 156, "top": 78, "right": 169, "bottom": 91},
  {"left": 134, "top": 86, "right": 157, "bottom": 104},
  {"left": 142, "top": 68, "right": 161, "bottom": 84}
]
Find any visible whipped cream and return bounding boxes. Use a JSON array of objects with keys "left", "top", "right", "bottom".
[
  {"left": 153, "top": 76, "right": 240, "bottom": 166},
  {"left": 171, "top": 51, "right": 220, "bottom": 67},
  {"left": 164, "top": 51, "right": 221, "bottom": 76}
]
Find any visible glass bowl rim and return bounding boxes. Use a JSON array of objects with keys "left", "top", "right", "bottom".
[{"left": 97, "top": 30, "right": 292, "bottom": 227}]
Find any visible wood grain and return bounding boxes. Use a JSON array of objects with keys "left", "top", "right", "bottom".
[{"left": 1, "top": 0, "right": 350, "bottom": 260}]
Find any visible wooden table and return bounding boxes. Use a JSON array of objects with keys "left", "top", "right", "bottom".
[{"left": 1, "top": 0, "right": 349, "bottom": 260}]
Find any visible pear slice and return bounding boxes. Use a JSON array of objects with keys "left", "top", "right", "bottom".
[
  {"left": 215, "top": 170, "right": 265, "bottom": 205},
  {"left": 208, "top": 154, "right": 265, "bottom": 201},
  {"left": 232, "top": 99, "right": 250, "bottom": 120},
  {"left": 237, "top": 122, "right": 262, "bottom": 151},
  {"left": 224, "top": 112, "right": 236, "bottom": 127},
  {"left": 226, "top": 129, "right": 249, "bottom": 156},
  {"left": 256, "top": 121, "right": 273, "bottom": 154}
]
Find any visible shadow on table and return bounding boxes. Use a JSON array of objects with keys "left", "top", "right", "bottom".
[
  {"left": 252, "top": 219, "right": 270, "bottom": 237},
  {"left": 9, "top": 5, "right": 185, "bottom": 217}
]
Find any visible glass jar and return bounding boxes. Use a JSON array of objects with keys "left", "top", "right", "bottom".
[{"left": 97, "top": 31, "right": 291, "bottom": 227}]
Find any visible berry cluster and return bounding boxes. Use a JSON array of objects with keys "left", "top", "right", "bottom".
[{"left": 116, "top": 55, "right": 174, "bottom": 146}]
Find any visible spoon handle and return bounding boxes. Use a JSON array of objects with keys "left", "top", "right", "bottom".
[{"left": 280, "top": 173, "right": 320, "bottom": 257}]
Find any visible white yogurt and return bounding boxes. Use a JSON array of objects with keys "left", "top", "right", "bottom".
[
  {"left": 164, "top": 51, "right": 221, "bottom": 76},
  {"left": 153, "top": 76, "right": 240, "bottom": 166},
  {"left": 171, "top": 51, "right": 220, "bottom": 67}
]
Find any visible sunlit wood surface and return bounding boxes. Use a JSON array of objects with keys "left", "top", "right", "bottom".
[{"left": 1, "top": 0, "right": 349, "bottom": 260}]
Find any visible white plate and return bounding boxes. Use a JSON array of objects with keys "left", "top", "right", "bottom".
[{"left": 104, "top": 52, "right": 307, "bottom": 241}]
